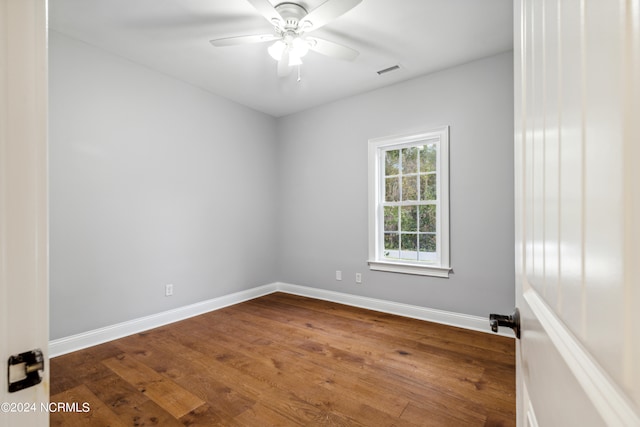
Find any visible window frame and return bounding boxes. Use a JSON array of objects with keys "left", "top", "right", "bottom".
[{"left": 367, "top": 126, "right": 451, "bottom": 278}]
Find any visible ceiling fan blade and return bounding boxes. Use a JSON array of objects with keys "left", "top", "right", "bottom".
[
  {"left": 277, "top": 51, "right": 292, "bottom": 77},
  {"left": 300, "top": 0, "right": 362, "bottom": 31},
  {"left": 210, "top": 34, "right": 278, "bottom": 47},
  {"left": 246, "top": 0, "right": 283, "bottom": 26},
  {"left": 307, "top": 37, "right": 359, "bottom": 61}
]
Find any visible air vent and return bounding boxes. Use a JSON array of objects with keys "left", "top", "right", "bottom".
[{"left": 377, "top": 65, "right": 401, "bottom": 75}]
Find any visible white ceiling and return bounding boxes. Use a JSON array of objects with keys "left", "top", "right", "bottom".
[{"left": 49, "top": 0, "right": 513, "bottom": 117}]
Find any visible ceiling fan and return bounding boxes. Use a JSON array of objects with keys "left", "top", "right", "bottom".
[{"left": 209, "top": 0, "right": 362, "bottom": 78}]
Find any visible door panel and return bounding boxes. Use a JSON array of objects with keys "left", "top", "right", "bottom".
[
  {"left": 521, "top": 295, "right": 605, "bottom": 426},
  {"left": 541, "top": 0, "right": 560, "bottom": 312},
  {"left": 516, "top": 0, "right": 640, "bottom": 425},
  {"left": 556, "top": 0, "right": 585, "bottom": 335},
  {"left": 0, "top": 0, "right": 49, "bottom": 425}
]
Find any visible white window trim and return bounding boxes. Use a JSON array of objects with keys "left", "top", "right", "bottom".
[{"left": 367, "top": 126, "right": 451, "bottom": 278}]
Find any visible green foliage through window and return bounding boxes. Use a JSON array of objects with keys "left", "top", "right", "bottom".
[{"left": 381, "top": 142, "right": 438, "bottom": 262}]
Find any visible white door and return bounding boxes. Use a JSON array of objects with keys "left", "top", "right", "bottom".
[
  {"left": 514, "top": 0, "right": 640, "bottom": 425},
  {"left": 0, "top": 0, "right": 49, "bottom": 426}
]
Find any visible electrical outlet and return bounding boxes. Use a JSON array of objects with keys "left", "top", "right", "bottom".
[
  {"left": 165, "top": 284, "right": 174, "bottom": 296},
  {"left": 355, "top": 273, "right": 362, "bottom": 284},
  {"left": 336, "top": 270, "right": 342, "bottom": 281}
]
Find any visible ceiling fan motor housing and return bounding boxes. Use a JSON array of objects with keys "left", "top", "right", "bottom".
[{"left": 275, "top": 2, "right": 308, "bottom": 31}]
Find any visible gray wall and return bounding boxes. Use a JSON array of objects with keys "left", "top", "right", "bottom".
[
  {"left": 50, "top": 32, "right": 514, "bottom": 339},
  {"left": 49, "top": 32, "right": 279, "bottom": 339},
  {"left": 277, "top": 51, "right": 515, "bottom": 317}
]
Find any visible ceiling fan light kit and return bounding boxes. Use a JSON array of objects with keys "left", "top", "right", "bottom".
[
  {"left": 210, "top": 0, "right": 362, "bottom": 79},
  {"left": 267, "top": 34, "right": 310, "bottom": 65}
]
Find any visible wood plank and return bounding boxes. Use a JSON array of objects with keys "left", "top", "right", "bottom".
[
  {"left": 49, "top": 342, "right": 122, "bottom": 396},
  {"left": 231, "top": 403, "right": 327, "bottom": 427},
  {"left": 218, "top": 298, "right": 496, "bottom": 403},
  {"left": 85, "top": 372, "right": 184, "bottom": 426},
  {"left": 112, "top": 331, "right": 254, "bottom": 420},
  {"left": 102, "top": 354, "right": 206, "bottom": 418},
  {"left": 164, "top": 330, "right": 407, "bottom": 426},
  {"left": 50, "top": 384, "right": 127, "bottom": 427},
  {"left": 50, "top": 293, "right": 515, "bottom": 425},
  {"left": 252, "top": 293, "right": 514, "bottom": 365},
  {"left": 170, "top": 307, "right": 489, "bottom": 424},
  {"left": 171, "top": 295, "right": 509, "bottom": 422},
  {"left": 165, "top": 314, "right": 417, "bottom": 423},
  {"left": 400, "top": 401, "right": 488, "bottom": 426}
]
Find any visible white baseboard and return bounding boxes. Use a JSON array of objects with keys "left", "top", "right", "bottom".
[
  {"left": 275, "top": 282, "right": 510, "bottom": 337},
  {"left": 50, "top": 282, "right": 511, "bottom": 357},
  {"left": 49, "top": 284, "right": 278, "bottom": 357}
]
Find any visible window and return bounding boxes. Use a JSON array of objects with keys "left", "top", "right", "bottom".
[{"left": 368, "top": 127, "right": 450, "bottom": 277}]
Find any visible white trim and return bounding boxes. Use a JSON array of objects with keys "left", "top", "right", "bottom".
[
  {"left": 524, "top": 289, "right": 640, "bottom": 426},
  {"left": 49, "top": 284, "right": 277, "bottom": 357},
  {"left": 50, "top": 282, "right": 513, "bottom": 358},
  {"left": 526, "top": 402, "right": 539, "bottom": 427},
  {"left": 367, "top": 126, "right": 451, "bottom": 278},
  {"left": 522, "top": 380, "right": 539, "bottom": 427},
  {"left": 275, "top": 282, "right": 505, "bottom": 335},
  {"left": 367, "top": 260, "right": 451, "bottom": 278}
]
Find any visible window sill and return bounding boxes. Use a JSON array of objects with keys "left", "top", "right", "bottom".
[{"left": 368, "top": 260, "right": 451, "bottom": 278}]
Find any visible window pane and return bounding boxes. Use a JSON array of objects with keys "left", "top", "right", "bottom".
[
  {"left": 401, "top": 233, "right": 418, "bottom": 251},
  {"left": 420, "top": 174, "right": 437, "bottom": 200},
  {"left": 400, "top": 234, "right": 418, "bottom": 260},
  {"left": 384, "top": 206, "right": 399, "bottom": 231},
  {"left": 420, "top": 144, "right": 437, "bottom": 172},
  {"left": 385, "top": 150, "right": 400, "bottom": 176},
  {"left": 384, "top": 233, "right": 399, "bottom": 250},
  {"left": 402, "top": 147, "right": 418, "bottom": 173},
  {"left": 401, "top": 206, "right": 418, "bottom": 232},
  {"left": 385, "top": 177, "right": 399, "bottom": 202},
  {"left": 401, "top": 176, "right": 418, "bottom": 201},
  {"left": 419, "top": 234, "right": 436, "bottom": 252},
  {"left": 419, "top": 205, "right": 436, "bottom": 232}
]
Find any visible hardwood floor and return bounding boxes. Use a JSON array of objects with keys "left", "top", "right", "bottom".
[{"left": 50, "top": 293, "right": 515, "bottom": 426}]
